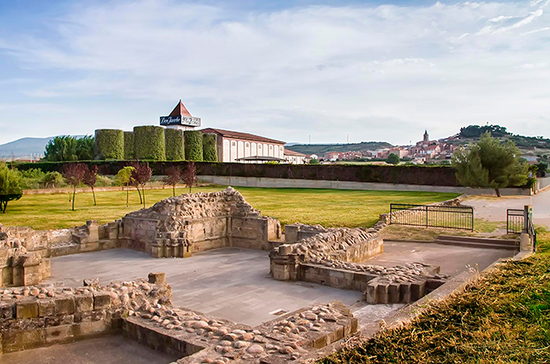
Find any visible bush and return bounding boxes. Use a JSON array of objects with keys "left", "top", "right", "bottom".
[
  {"left": 124, "top": 132, "right": 135, "bottom": 160},
  {"left": 184, "top": 130, "right": 203, "bottom": 161},
  {"left": 95, "top": 129, "right": 124, "bottom": 160},
  {"left": 165, "top": 129, "right": 185, "bottom": 161},
  {"left": 42, "top": 171, "right": 64, "bottom": 188},
  {"left": 21, "top": 168, "right": 46, "bottom": 179},
  {"left": 0, "top": 162, "right": 23, "bottom": 212},
  {"left": 134, "top": 126, "right": 166, "bottom": 161},
  {"left": 202, "top": 133, "right": 218, "bottom": 162}
]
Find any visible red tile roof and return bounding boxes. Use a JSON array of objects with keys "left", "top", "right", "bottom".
[
  {"left": 200, "top": 128, "right": 285, "bottom": 145},
  {"left": 284, "top": 149, "right": 306, "bottom": 157},
  {"left": 168, "top": 100, "right": 192, "bottom": 117}
]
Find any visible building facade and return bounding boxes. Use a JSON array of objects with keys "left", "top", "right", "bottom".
[{"left": 200, "top": 128, "right": 286, "bottom": 163}]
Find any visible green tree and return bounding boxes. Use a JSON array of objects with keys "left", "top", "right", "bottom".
[
  {"left": 115, "top": 166, "right": 135, "bottom": 207},
  {"left": 76, "top": 135, "right": 95, "bottom": 160},
  {"left": 44, "top": 136, "right": 78, "bottom": 161},
  {"left": 452, "top": 132, "right": 529, "bottom": 197},
  {"left": 309, "top": 158, "right": 320, "bottom": 165},
  {"left": 386, "top": 153, "right": 400, "bottom": 165},
  {"left": 0, "top": 162, "right": 22, "bottom": 213}
]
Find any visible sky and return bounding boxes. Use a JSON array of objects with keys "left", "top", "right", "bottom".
[{"left": 0, "top": 0, "right": 549, "bottom": 145}]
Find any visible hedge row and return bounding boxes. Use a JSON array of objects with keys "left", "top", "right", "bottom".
[
  {"left": 185, "top": 130, "right": 203, "bottom": 162},
  {"left": 94, "top": 129, "right": 124, "bottom": 160},
  {"left": 202, "top": 133, "right": 218, "bottom": 162},
  {"left": 13, "top": 161, "right": 459, "bottom": 186},
  {"left": 124, "top": 132, "right": 135, "bottom": 160},
  {"left": 165, "top": 129, "right": 185, "bottom": 161},
  {"left": 134, "top": 126, "right": 166, "bottom": 161}
]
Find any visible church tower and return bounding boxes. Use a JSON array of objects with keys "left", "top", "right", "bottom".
[{"left": 423, "top": 130, "right": 429, "bottom": 143}]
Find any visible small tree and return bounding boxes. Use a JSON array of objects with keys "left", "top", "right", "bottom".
[
  {"left": 452, "top": 132, "right": 529, "bottom": 197},
  {"left": 115, "top": 166, "right": 135, "bottom": 207},
  {"left": 182, "top": 161, "right": 198, "bottom": 193},
  {"left": 309, "top": 158, "right": 320, "bottom": 165},
  {"left": 131, "top": 162, "right": 152, "bottom": 208},
  {"left": 62, "top": 163, "right": 87, "bottom": 211},
  {"left": 0, "top": 162, "right": 22, "bottom": 213},
  {"left": 83, "top": 165, "right": 98, "bottom": 205},
  {"left": 386, "top": 153, "right": 400, "bottom": 165},
  {"left": 163, "top": 166, "right": 182, "bottom": 197}
]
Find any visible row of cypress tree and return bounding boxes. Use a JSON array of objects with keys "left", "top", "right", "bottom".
[{"left": 94, "top": 127, "right": 217, "bottom": 162}]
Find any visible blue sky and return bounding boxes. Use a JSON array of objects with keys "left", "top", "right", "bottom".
[{"left": 0, "top": 0, "right": 549, "bottom": 145}]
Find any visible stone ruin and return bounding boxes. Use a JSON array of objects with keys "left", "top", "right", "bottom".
[
  {"left": 121, "top": 187, "right": 281, "bottom": 257},
  {"left": 0, "top": 273, "right": 357, "bottom": 363},
  {"left": 270, "top": 223, "right": 448, "bottom": 304},
  {"left": 0, "top": 187, "right": 459, "bottom": 362},
  {"left": 0, "top": 226, "right": 51, "bottom": 287}
]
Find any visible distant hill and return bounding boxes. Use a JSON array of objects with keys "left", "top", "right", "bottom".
[
  {"left": 0, "top": 137, "right": 54, "bottom": 158},
  {"left": 0, "top": 136, "right": 84, "bottom": 159},
  {"left": 285, "top": 141, "right": 393, "bottom": 155},
  {"left": 443, "top": 125, "right": 550, "bottom": 151}
]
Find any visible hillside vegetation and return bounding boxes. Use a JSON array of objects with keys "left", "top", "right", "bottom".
[{"left": 285, "top": 141, "right": 392, "bottom": 155}]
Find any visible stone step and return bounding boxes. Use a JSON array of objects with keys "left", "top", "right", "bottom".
[
  {"left": 436, "top": 239, "right": 518, "bottom": 251},
  {"left": 437, "top": 235, "right": 518, "bottom": 246}
]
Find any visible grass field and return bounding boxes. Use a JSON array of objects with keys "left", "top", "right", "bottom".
[
  {"left": 320, "top": 230, "right": 550, "bottom": 364},
  {"left": 0, "top": 186, "right": 459, "bottom": 230}
]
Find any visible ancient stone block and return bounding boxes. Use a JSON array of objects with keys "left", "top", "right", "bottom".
[
  {"left": 44, "top": 324, "right": 73, "bottom": 344},
  {"left": 376, "top": 284, "right": 389, "bottom": 304},
  {"left": 55, "top": 296, "right": 75, "bottom": 315},
  {"left": 0, "top": 302, "right": 14, "bottom": 319},
  {"left": 93, "top": 292, "right": 111, "bottom": 310},
  {"left": 388, "top": 283, "right": 400, "bottom": 303},
  {"left": 16, "top": 301, "right": 38, "bottom": 319},
  {"left": 37, "top": 299, "right": 56, "bottom": 317},
  {"left": 365, "top": 283, "right": 377, "bottom": 304},
  {"left": 148, "top": 272, "right": 166, "bottom": 285},
  {"left": 411, "top": 281, "right": 426, "bottom": 301},
  {"left": 400, "top": 282, "right": 411, "bottom": 303},
  {"left": 74, "top": 294, "right": 93, "bottom": 312}
]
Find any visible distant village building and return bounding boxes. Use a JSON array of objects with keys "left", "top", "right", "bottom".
[{"left": 284, "top": 149, "right": 307, "bottom": 164}]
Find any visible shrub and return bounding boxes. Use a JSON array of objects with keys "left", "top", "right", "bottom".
[
  {"left": 124, "top": 132, "right": 135, "bottom": 160},
  {"left": 22, "top": 168, "right": 46, "bottom": 179},
  {"left": 94, "top": 129, "right": 124, "bottom": 160},
  {"left": 115, "top": 166, "right": 135, "bottom": 206},
  {"left": 184, "top": 130, "right": 203, "bottom": 161},
  {"left": 165, "top": 129, "right": 185, "bottom": 161},
  {"left": 0, "top": 162, "right": 22, "bottom": 213},
  {"left": 202, "top": 133, "right": 218, "bottom": 162},
  {"left": 42, "top": 172, "right": 64, "bottom": 188},
  {"left": 134, "top": 126, "right": 166, "bottom": 161}
]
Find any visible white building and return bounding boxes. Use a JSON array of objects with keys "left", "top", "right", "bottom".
[{"left": 200, "top": 128, "right": 286, "bottom": 163}]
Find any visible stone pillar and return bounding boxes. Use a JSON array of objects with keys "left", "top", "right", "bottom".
[
  {"left": 269, "top": 245, "right": 301, "bottom": 281},
  {"left": 86, "top": 220, "right": 99, "bottom": 243}
]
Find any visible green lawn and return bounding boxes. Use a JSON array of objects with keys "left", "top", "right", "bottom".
[
  {"left": 320, "top": 231, "right": 550, "bottom": 364},
  {"left": 0, "top": 186, "right": 459, "bottom": 230}
]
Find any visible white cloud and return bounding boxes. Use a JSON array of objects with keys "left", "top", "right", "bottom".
[{"left": 0, "top": 0, "right": 549, "bottom": 144}]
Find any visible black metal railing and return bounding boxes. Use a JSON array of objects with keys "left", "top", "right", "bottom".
[
  {"left": 389, "top": 203, "right": 474, "bottom": 231},
  {"left": 506, "top": 209, "right": 525, "bottom": 234}
]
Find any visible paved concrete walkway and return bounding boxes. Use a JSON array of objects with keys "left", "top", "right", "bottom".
[
  {"left": 0, "top": 336, "right": 179, "bottom": 364},
  {"left": 464, "top": 189, "right": 550, "bottom": 228},
  {"left": 366, "top": 241, "right": 514, "bottom": 276}
]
